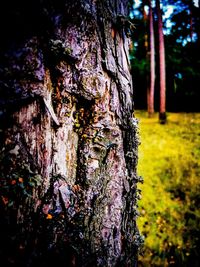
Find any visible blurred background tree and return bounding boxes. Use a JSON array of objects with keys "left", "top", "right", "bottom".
[{"left": 129, "top": 0, "right": 200, "bottom": 113}]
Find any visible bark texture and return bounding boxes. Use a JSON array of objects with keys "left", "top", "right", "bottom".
[{"left": 0, "top": 1, "right": 141, "bottom": 266}]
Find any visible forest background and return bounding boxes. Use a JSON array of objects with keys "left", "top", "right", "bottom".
[{"left": 129, "top": 0, "right": 200, "bottom": 266}]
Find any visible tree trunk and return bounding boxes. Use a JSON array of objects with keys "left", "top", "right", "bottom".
[
  {"left": 0, "top": 1, "right": 141, "bottom": 266},
  {"left": 142, "top": 4, "right": 150, "bottom": 114},
  {"left": 148, "top": 0, "right": 155, "bottom": 117},
  {"left": 156, "top": 0, "right": 167, "bottom": 123}
]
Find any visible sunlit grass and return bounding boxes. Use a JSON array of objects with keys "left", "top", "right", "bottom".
[{"left": 135, "top": 111, "right": 200, "bottom": 266}]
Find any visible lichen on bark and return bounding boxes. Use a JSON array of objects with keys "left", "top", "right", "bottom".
[{"left": 0, "top": 0, "right": 141, "bottom": 266}]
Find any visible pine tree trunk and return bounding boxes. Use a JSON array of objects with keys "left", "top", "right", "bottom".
[
  {"left": 0, "top": 1, "right": 140, "bottom": 266},
  {"left": 156, "top": 0, "right": 167, "bottom": 123},
  {"left": 142, "top": 5, "right": 150, "bottom": 114},
  {"left": 148, "top": 0, "right": 155, "bottom": 117}
]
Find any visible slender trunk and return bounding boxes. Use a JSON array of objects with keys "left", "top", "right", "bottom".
[
  {"left": 0, "top": 1, "right": 140, "bottom": 266},
  {"left": 156, "top": 0, "right": 167, "bottom": 123},
  {"left": 148, "top": 0, "right": 155, "bottom": 117},
  {"left": 143, "top": 5, "right": 150, "bottom": 114}
]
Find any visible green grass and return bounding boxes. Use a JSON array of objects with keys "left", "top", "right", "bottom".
[{"left": 135, "top": 111, "right": 200, "bottom": 267}]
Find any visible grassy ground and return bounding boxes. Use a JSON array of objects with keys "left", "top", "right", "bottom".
[{"left": 135, "top": 111, "right": 200, "bottom": 267}]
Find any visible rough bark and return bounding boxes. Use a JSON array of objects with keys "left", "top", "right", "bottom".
[
  {"left": 156, "top": 0, "right": 167, "bottom": 123},
  {"left": 0, "top": 1, "right": 141, "bottom": 266}
]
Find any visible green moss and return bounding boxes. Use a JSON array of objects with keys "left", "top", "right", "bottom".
[{"left": 0, "top": 159, "right": 42, "bottom": 208}]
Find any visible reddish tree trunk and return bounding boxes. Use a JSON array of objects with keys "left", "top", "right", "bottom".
[
  {"left": 148, "top": 0, "right": 155, "bottom": 117},
  {"left": 142, "top": 5, "right": 150, "bottom": 115},
  {"left": 156, "top": 0, "right": 167, "bottom": 123}
]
